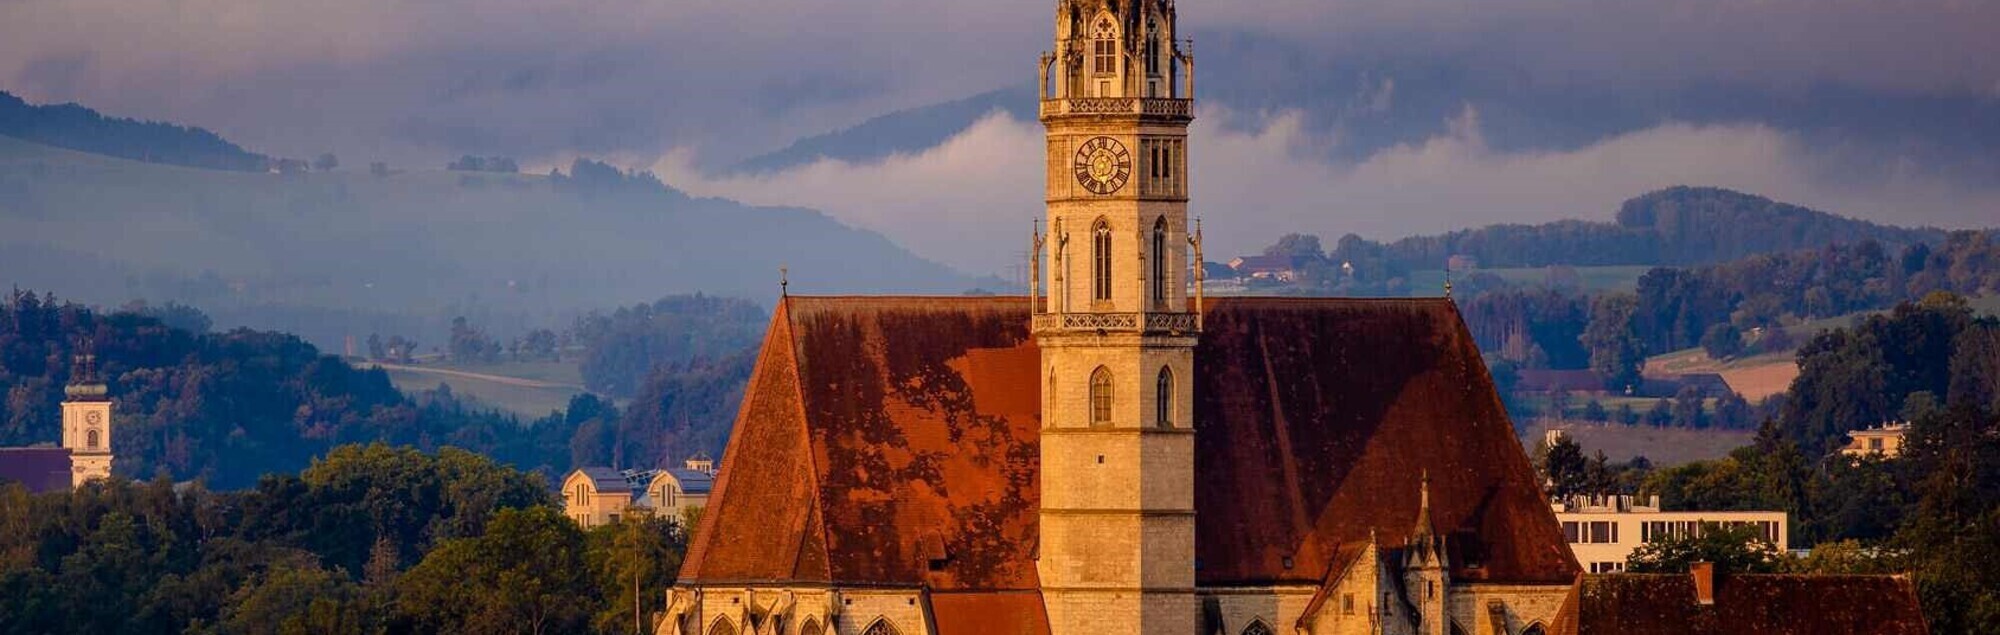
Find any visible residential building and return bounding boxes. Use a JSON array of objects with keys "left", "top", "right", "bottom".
[
  {"left": 562, "top": 457, "right": 717, "bottom": 528},
  {"left": 1842, "top": 422, "right": 1911, "bottom": 459},
  {"left": 1551, "top": 495, "right": 1787, "bottom": 574}
]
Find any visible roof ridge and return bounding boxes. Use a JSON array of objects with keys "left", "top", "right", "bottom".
[{"left": 780, "top": 297, "right": 837, "bottom": 579}]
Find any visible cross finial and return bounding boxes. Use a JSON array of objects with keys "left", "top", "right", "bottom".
[
  {"left": 780, "top": 266, "right": 789, "bottom": 297},
  {"left": 1443, "top": 260, "right": 1453, "bottom": 298}
]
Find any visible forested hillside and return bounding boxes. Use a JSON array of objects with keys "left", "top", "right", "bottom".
[
  {"left": 1532, "top": 295, "right": 2000, "bottom": 633},
  {"left": 1300, "top": 187, "right": 1946, "bottom": 284},
  {"left": 0, "top": 91, "right": 270, "bottom": 172}
]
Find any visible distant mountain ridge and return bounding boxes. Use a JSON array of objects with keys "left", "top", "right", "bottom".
[
  {"left": 728, "top": 85, "right": 1037, "bottom": 175},
  {"left": 0, "top": 134, "right": 981, "bottom": 350},
  {"left": 1325, "top": 187, "right": 1950, "bottom": 271},
  {"left": 0, "top": 90, "right": 271, "bottom": 172}
]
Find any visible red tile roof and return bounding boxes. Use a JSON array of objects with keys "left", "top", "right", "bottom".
[
  {"left": 680, "top": 296, "right": 1578, "bottom": 590},
  {"left": 930, "top": 591, "right": 1052, "bottom": 635},
  {"left": 1552, "top": 573, "right": 1929, "bottom": 635}
]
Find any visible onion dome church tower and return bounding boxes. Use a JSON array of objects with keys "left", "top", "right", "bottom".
[{"left": 1032, "top": 1, "right": 1197, "bottom": 633}]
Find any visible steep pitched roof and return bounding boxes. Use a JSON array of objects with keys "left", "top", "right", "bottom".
[
  {"left": 1192, "top": 298, "right": 1575, "bottom": 585},
  {"left": 930, "top": 591, "right": 1053, "bottom": 635},
  {"left": 679, "top": 296, "right": 1577, "bottom": 590},
  {"left": 0, "top": 448, "right": 71, "bottom": 493},
  {"left": 1552, "top": 573, "right": 1929, "bottom": 635}
]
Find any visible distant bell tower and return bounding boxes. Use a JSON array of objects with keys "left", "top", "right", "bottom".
[
  {"left": 1032, "top": 0, "right": 1197, "bottom": 633},
  {"left": 61, "top": 350, "right": 113, "bottom": 487}
]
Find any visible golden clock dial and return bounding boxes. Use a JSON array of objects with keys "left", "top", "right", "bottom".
[
  {"left": 85, "top": 411, "right": 102, "bottom": 425},
  {"left": 1073, "top": 136, "right": 1131, "bottom": 195}
]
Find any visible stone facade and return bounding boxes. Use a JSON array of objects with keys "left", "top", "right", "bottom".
[
  {"left": 660, "top": 3, "right": 1577, "bottom": 634},
  {"left": 663, "top": 586, "right": 927, "bottom": 635}
]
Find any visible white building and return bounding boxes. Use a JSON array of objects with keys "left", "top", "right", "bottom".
[{"left": 1551, "top": 494, "right": 1787, "bottom": 573}]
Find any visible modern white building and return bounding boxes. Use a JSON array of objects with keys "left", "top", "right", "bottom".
[{"left": 1551, "top": 494, "right": 1788, "bottom": 573}]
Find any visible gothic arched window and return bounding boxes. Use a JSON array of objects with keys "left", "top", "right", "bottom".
[
  {"left": 800, "top": 618, "right": 824, "bottom": 635},
  {"left": 1145, "top": 19, "right": 1161, "bottom": 76},
  {"left": 1242, "top": 620, "right": 1275, "bottom": 635},
  {"left": 1092, "top": 18, "right": 1117, "bottom": 75},
  {"left": 708, "top": 617, "right": 738, "bottom": 635},
  {"left": 1089, "top": 366, "right": 1114, "bottom": 427},
  {"left": 1092, "top": 220, "right": 1113, "bottom": 302},
  {"left": 1521, "top": 623, "right": 1548, "bottom": 635},
  {"left": 1151, "top": 217, "right": 1168, "bottom": 304},
  {"left": 1155, "top": 366, "right": 1174, "bottom": 428},
  {"left": 86, "top": 429, "right": 99, "bottom": 449},
  {"left": 863, "top": 618, "right": 900, "bottom": 635}
]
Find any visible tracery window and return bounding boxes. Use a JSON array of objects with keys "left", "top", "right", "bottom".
[
  {"left": 1090, "top": 366, "right": 1114, "bottom": 427},
  {"left": 1155, "top": 366, "right": 1173, "bottom": 428},
  {"left": 1242, "top": 620, "right": 1275, "bottom": 635},
  {"left": 1092, "top": 220, "right": 1113, "bottom": 302},
  {"left": 87, "top": 429, "right": 100, "bottom": 449},
  {"left": 1521, "top": 624, "right": 1548, "bottom": 635},
  {"left": 799, "top": 619, "right": 824, "bottom": 635},
  {"left": 708, "top": 617, "right": 738, "bottom": 635},
  {"left": 863, "top": 618, "right": 900, "bottom": 635},
  {"left": 1151, "top": 217, "right": 1168, "bottom": 304},
  {"left": 1092, "top": 19, "right": 1117, "bottom": 75}
]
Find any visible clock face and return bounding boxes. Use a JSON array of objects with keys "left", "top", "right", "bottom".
[
  {"left": 85, "top": 411, "right": 102, "bottom": 425},
  {"left": 1073, "top": 136, "right": 1131, "bottom": 195}
]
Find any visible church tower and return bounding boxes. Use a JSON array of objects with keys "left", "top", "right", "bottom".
[
  {"left": 1032, "top": 1, "right": 1197, "bottom": 633},
  {"left": 61, "top": 351, "right": 113, "bottom": 487}
]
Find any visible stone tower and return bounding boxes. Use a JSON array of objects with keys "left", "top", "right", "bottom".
[
  {"left": 1033, "top": 1, "right": 1197, "bottom": 633},
  {"left": 61, "top": 352, "right": 113, "bottom": 487}
]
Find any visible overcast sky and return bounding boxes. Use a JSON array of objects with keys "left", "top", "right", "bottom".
[{"left": 4, "top": 0, "right": 1997, "bottom": 274}]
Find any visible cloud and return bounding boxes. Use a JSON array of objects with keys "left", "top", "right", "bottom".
[
  {"left": 3, "top": 0, "right": 1996, "bottom": 167},
  {"left": 655, "top": 103, "right": 2000, "bottom": 274}
]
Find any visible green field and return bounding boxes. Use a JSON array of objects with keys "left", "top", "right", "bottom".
[
  {"left": 1408, "top": 265, "right": 1654, "bottom": 295},
  {"left": 371, "top": 359, "right": 588, "bottom": 418},
  {"left": 1645, "top": 294, "right": 1997, "bottom": 399},
  {"left": 1521, "top": 419, "right": 1753, "bottom": 467}
]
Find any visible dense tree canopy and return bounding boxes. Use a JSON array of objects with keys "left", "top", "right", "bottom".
[{"left": 0, "top": 445, "right": 689, "bottom": 635}]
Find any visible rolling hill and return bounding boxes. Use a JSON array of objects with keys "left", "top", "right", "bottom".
[{"left": 0, "top": 134, "right": 982, "bottom": 349}]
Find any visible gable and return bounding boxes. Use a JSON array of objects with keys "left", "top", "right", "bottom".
[{"left": 678, "top": 296, "right": 1576, "bottom": 589}]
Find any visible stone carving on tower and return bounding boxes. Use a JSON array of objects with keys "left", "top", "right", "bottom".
[
  {"left": 1032, "top": 1, "right": 1197, "bottom": 633},
  {"left": 61, "top": 347, "right": 114, "bottom": 487}
]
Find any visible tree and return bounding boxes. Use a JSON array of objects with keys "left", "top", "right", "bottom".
[
  {"left": 1671, "top": 386, "right": 1709, "bottom": 429},
  {"left": 586, "top": 515, "right": 690, "bottom": 635},
  {"left": 1581, "top": 400, "right": 1609, "bottom": 422},
  {"left": 1581, "top": 293, "right": 1645, "bottom": 392},
  {"left": 1626, "top": 522, "right": 1782, "bottom": 574},
  {"left": 1540, "top": 435, "right": 1589, "bottom": 499},
  {"left": 1700, "top": 323, "right": 1744, "bottom": 360},
  {"left": 393, "top": 507, "right": 597, "bottom": 635},
  {"left": 1261, "top": 233, "right": 1325, "bottom": 263}
]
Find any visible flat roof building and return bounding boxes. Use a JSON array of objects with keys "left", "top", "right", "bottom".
[{"left": 1552, "top": 495, "right": 1787, "bottom": 574}]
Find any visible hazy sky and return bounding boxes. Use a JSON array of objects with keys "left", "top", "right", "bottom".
[{"left": 4, "top": 0, "right": 1997, "bottom": 274}]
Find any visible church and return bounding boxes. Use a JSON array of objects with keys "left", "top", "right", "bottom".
[
  {"left": 657, "top": 2, "right": 1929, "bottom": 634},
  {"left": 0, "top": 353, "right": 116, "bottom": 493}
]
